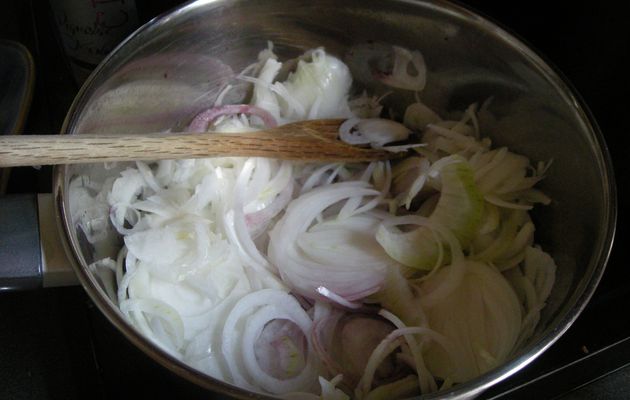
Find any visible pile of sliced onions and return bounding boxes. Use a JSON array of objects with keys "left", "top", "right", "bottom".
[
  {"left": 71, "top": 43, "right": 558, "bottom": 400},
  {"left": 268, "top": 182, "right": 390, "bottom": 305}
]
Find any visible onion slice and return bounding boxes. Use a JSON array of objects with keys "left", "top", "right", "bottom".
[
  {"left": 339, "top": 118, "right": 411, "bottom": 148},
  {"left": 221, "top": 289, "right": 318, "bottom": 394},
  {"left": 374, "top": 46, "right": 427, "bottom": 91},
  {"left": 188, "top": 104, "right": 278, "bottom": 132},
  {"left": 268, "top": 182, "right": 389, "bottom": 303}
]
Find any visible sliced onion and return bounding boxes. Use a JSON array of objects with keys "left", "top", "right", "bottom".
[
  {"left": 242, "top": 160, "right": 294, "bottom": 238},
  {"left": 374, "top": 46, "right": 427, "bottom": 91},
  {"left": 188, "top": 104, "right": 278, "bottom": 132},
  {"left": 316, "top": 287, "right": 362, "bottom": 309},
  {"left": 250, "top": 58, "right": 283, "bottom": 121},
  {"left": 378, "top": 309, "right": 437, "bottom": 394},
  {"left": 355, "top": 337, "right": 403, "bottom": 398},
  {"left": 356, "top": 326, "right": 455, "bottom": 398},
  {"left": 403, "top": 102, "right": 441, "bottom": 131},
  {"left": 523, "top": 246, "right": 557, "bottom": 305},
  {"left": 311, "top": 304, "right": 345, "bottom": 377},
  {"left": 425, "top": 124, "right": 487, "bottom": 153},
  {"left": 120, "top": 297, "right": 185, "bottom": 355},
  {"left": 245, "top": 180, "right": 294, "bottom": 238},
  {"left": 339, "top": 118, "right": 411, "bottom": 148},
  {"left": 299, "top": 163, "right": 343, "bottom": 194},
  {"left": 280, "top": 49, "right": 353, "bottom": 121},
  {"left": 258, "top": 324, "right": 308, "bottom": 379},
  {"left": 268, "top": 182, "right": 388, "bottom": 303},
  {"left": 221, "top": 289, "right": 318, "bottom": 393},
  {"left": 420, "top": 261, "right": 521, "bottom": 382},
  {"left": 349, "top": 90, "right": 389, "bottom": 118}
]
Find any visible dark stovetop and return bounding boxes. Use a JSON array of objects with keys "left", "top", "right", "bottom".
[{"left": 1, "top": 1, "right": 628, "bottom": 399}]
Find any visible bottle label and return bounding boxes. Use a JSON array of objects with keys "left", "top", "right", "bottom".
[{"left": 50, "top": 0, "right": 139, "bottom": 68}]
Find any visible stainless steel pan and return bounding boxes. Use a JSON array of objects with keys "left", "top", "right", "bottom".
[{"left": 1, "top": 0, "right": 616, "bottom": 398}]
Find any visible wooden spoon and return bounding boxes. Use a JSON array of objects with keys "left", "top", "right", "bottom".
[{"left": 0, "top": 119, "right": 396, "bottom": 168}]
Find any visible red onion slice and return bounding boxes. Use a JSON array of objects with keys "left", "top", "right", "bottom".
[{"left": 188, "top": 104, "right": 278, "bottom": 132}]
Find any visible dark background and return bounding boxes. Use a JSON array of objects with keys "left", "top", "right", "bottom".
[{"left": 1, "top": 1, "right": 628, "bottom": 399}]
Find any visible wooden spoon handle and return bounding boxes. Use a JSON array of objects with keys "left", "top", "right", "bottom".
[
  {"left": 0, "top": 125, "right": 390, "bottom": 167},
  {"left": 0, "top": 132, "right": 374, "bottom": 166}
]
